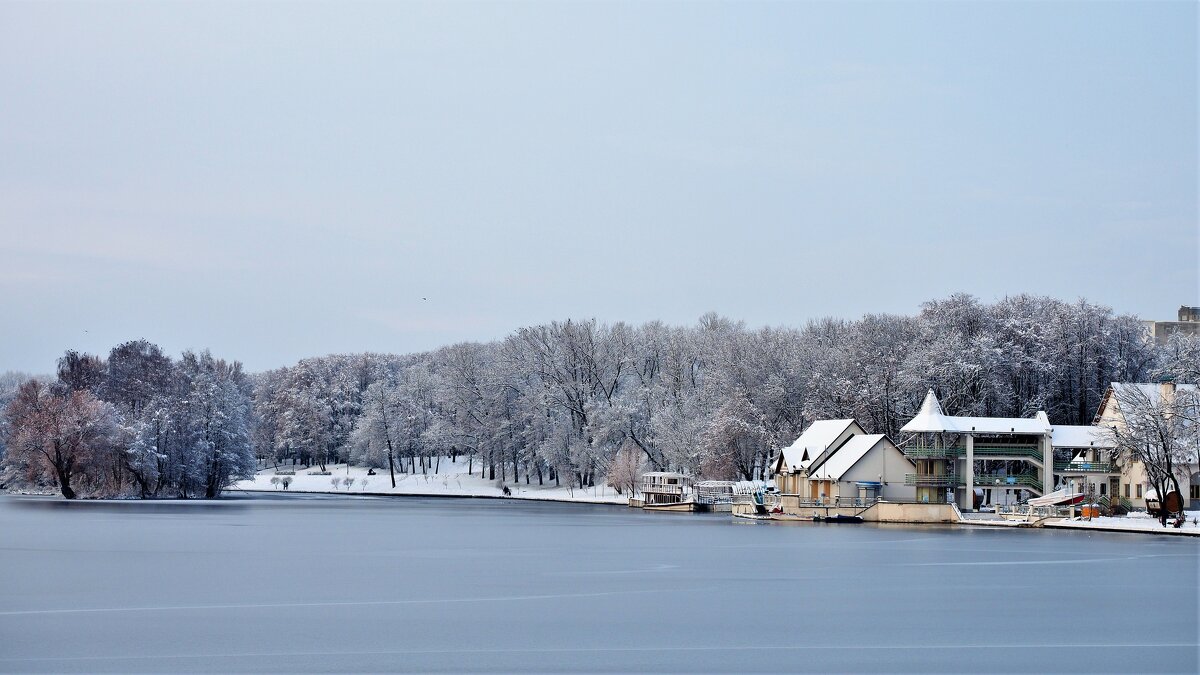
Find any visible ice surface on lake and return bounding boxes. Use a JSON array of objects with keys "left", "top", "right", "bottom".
[{"left": 0, "top": 495, "right": 1196, "bottom": 673}]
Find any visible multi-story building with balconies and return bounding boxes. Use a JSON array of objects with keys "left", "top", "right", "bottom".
[{"left": 899, "top": 389, "right": 1118, "bottom": 511}]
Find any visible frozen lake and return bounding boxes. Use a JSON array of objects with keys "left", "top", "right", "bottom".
[{"left": 0, "top": 494, "right": 1196, "bottom": 673}]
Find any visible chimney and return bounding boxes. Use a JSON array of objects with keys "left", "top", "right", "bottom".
[{"left": 1160, "top": 377, "right": 1176, "bottom": 404}]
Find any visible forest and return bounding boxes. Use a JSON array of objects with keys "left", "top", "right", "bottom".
[{"left": 2, "top": 293, "right": 1196, "bottom": 498}]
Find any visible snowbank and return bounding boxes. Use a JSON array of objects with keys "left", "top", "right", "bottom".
[
  {"left": 1046, "top": 511, "right": 1200, "bottom": 536},
  {"left": 231, "top": 456, "right": 626, "bottom": 505}
]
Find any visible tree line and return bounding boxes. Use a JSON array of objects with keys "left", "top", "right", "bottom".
[
  {"left": 1, "top": 345, "right": 255, "bottom": 498},
  {"left": 2, "top": 294, "right": 1195, "bottom": 498}
]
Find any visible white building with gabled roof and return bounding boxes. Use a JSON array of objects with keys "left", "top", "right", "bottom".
[
  {"left": 771, "top": 419, "right": 863, "bottom": 494},
  {"left": 770, "top": 420, "right": 914, "bottom": 507},
  {"left": 804, "top": 434, "right": 915, "bottom": 504}
]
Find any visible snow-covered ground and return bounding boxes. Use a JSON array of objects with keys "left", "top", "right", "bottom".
[
  {"left": 231, "top": 456, "right": 627, "bottom": 505},
  {"left": 1046, "top": 510, "right": 1200, "bottom": 536}
]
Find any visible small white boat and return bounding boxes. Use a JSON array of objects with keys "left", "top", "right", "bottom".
[{"left": 1027, "top": 488, "right": 1085, "bottom": 507}]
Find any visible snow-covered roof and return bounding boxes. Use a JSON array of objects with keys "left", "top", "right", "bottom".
[
  {"left": 778, "top": 419, "right": 858, "bottom": 471},
  {"left": 808, "top": 434, "right": 889, "bottom": 481},
  {"left": 1051, "top": 425, "right": 1116, "bottom": 449},
  {"left": 900, "top": 389, "right": 1052, "bottom": 435},
  {"left": 1110, "top": 382, "right": 1198, "bottom": 407}
]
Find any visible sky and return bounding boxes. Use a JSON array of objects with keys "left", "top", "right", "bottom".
[{"left": 1, "top": 0, "right": 1196, "bottom": 374}]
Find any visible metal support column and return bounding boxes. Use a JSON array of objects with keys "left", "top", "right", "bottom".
[
  {"left": 1042, "top": 434, "right": 1054, "bottom": 495},
  {"left": 964, "top": 434, "right": 975, "bottom": 512}
]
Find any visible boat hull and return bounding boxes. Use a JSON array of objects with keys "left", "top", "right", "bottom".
[
  {"left": 812, "top": 514, "right": 864, "bottom": 524},
  {"left": 642, "top": 501, "right": 697, "bottom": 513}
]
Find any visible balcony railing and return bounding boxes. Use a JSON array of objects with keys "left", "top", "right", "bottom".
[
  {"left": 905, "top": 473, "right": 1043, "bottom": 488},
  {"left": 902, "top": 447, "right": 961, "bottom": 458},
  {"left": 902, "top": 446, "right": 1043, "bottom": 461},
  {"left": 972, "top": 446, "right": 1043, "bottom": 460},
  {"left": 905, "top": 473, "right": 958, "bottom": 486},
  {"left": 1053, "top": 461, "right": 1116, "bottom": 474},
  {"left": 972, "top": 473, "right": 1042, "bottom": 489},
  {"left": 640, "top": 484, "right": 685, "bottom": 495},
  {"left": 768, "top": 496, "right": 880, "bottom": 509}
]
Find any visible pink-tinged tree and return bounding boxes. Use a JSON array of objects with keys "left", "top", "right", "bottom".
[{"left": 3, "top": 380, "right": 117, "bottom": 499}]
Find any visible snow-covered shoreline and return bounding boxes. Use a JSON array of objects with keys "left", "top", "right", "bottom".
[
  {"left": 231, "top": 458, "right": 627, "bottom": 506},
  {"left": 965, "top": 511, "right": 1200, "bottom": 536},
  {"left": 1043, "top": 512, "right": 1200, "bottom": 537}
]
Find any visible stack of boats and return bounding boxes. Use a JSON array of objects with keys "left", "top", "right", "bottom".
[{"left": 996, "top": 488, "right": 1085, "bottom": 523}]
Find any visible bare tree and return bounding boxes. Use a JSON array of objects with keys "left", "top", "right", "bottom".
[
  {"left": 352, "top": 383, "right": 404, "bottom": 487},
  {"left": 3, "top": 380, "right": 117, "bottom": 499},
  {"left": 606, "top": 440, "right": 643, "bottom": 496},
  {"left": 1106, "top": 382, "right": 1197, "bottom": 519},
  {"left": 55, "top": 351, "right": 106, "bottom": 394}
]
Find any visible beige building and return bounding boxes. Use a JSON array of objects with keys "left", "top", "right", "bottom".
[
  {"left": 1143, "top": 305, "right": 1200, "bottom": 345},
  {"left": 772, "top": 419, "right": 863, "bottom": 496},
  {"left": 804, "top": 434, "right": 916, "bottom": 504},
  {"left": 1094, "top": 381, "right": 1200, "bottom": 509},
  {"left": 770, "top": 419, "right": 914, "bottom": 508}
]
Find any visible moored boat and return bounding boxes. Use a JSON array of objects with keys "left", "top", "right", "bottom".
[
  {"left": 812, "top": 513, "right": 864, "bottom": 523},
  {"left": 1027, "top": 488, "right": 1085, "bottom": 507}
]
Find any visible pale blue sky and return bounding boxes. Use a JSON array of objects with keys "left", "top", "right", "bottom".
[{"left": 1, "top": 0, "right": 1196, "bottom": 373}]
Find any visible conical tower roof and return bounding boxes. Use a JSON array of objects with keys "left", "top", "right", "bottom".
[
  {"left": 900, "top": 389, "right": 951, "bottom": 432},
  {"left": 919, "top": 389, "right": 943, "bottom": 416}
]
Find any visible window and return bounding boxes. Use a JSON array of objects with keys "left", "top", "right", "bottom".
[
  {"left": 1124, "top": 484, "right": 1130, "bottom": 499},
  {"left": 1136, "top": 484, "right": 1142, "bottom": 498}
]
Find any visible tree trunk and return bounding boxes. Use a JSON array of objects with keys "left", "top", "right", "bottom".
[{"left": 56, "top": 468, "right": 76, "bottom": 500}]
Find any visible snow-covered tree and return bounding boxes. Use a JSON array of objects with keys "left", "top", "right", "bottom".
[
  {"left": 3, "top": 380, "right": 118, "bottom": 498},
  {"left": 176, "top": 351, "right": 256, "bottom": 498},
  {"left": 1106, "top": 383, "right": 1198, "bottom": 518}
]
